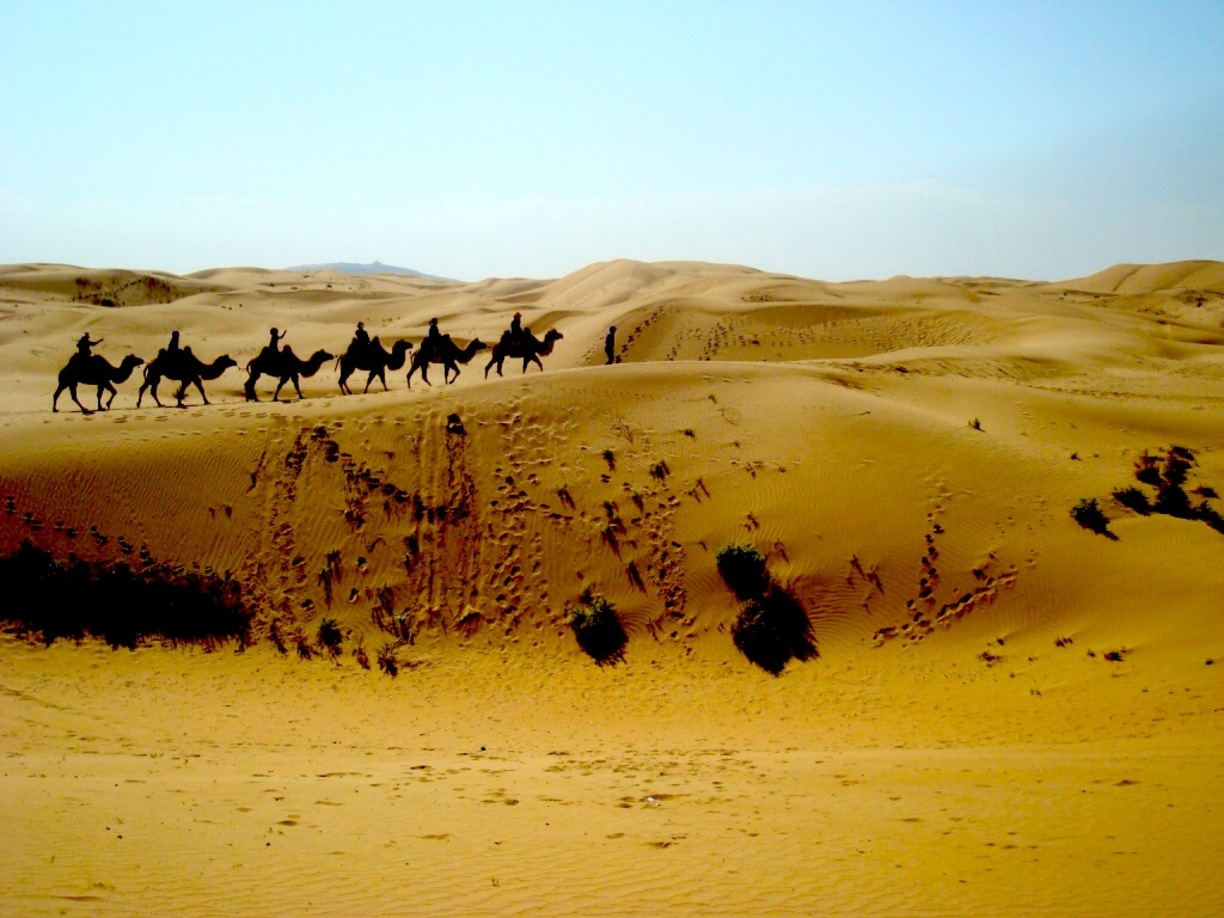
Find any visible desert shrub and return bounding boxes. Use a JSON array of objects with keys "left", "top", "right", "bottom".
[
  {"left": 0, "top": 541, "right": 251, "bottom": 649},
  {"left": 294, "top": 629, "right": 313, "bottom": 660},
  {"left": 730, "top": 586, "right": 818, "bottom": 676},
  {"left": 1070, "top": 498, "right": 1112, "bottom": 537},
  {"left": 1126, "top": 445, "right": 1223, "bottom": 531},
  {"left": 268, "top": 618, "right": 287, "bottom": 654},
  {"left": 1153, "top": 482, "right": 1195, "bottom": 518},
  {"left": 1112, "top": 486, "right": 1151, "bottom": 515},
  {"left": 715, "top": 544, "right": 769, "bottom": 600},
  {"left": 566, "top": 588, "right": 627, "bottom": 664},
  {"left": 1196, "top": 500, "right": 1224, "bottom": 534},
  {"left": 377, "top": 641, "right": 400, "bottom": 677},
  {"left": 1133, "top": 451, "right": 1162, "bottom": 487},
  {"left": 317, "top": 617, "right": 343, "bottom": 658}
]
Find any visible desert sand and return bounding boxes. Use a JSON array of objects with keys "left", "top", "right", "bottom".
[{"left": 1, "top": 258, "right": 1222, "bottom": 916}]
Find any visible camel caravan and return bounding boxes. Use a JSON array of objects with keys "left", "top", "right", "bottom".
[{"left": 51, "top": 314, "right": 569, "bottom": 413}]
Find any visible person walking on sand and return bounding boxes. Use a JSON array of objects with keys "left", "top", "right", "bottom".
[{"left": 604, "top": 325, "right": 617, "bottom": 365}]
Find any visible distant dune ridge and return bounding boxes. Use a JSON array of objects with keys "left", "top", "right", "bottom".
[
  {"left": 284, "top": 259, "right": 451, "bottom": 280},
  {"left": 1, "top": 257, "right": 1223, "bottom": 916}
]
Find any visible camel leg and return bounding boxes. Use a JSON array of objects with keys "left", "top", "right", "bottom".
[
  {"left": 272, "top": 377, "right": 287, "bottom": 401},
  {"left": 100, "top": 383, "right": 117, "bottom": 410},
  {"left": 193, "top": 378, "right": 209, "bottom": 405},
  {"left": 72, "top": 384, "right": 93, "bottom": 414},
  {"left": 338, "top": 363, "right": 352, "bottom": 395},
  {"left": 53, "top": 381, "right": 87, "bottom": 413},
  {"left": 445, "top": 363, "right": 460, "bottom": 385},
  {"left": 244, "top": 372, "right": 260, "bottom": 402},
  {"left": 421, "top": 364, "right": 432, "bottom": 387}
]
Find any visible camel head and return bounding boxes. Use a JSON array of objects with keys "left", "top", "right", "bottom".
[{"left": 544, "top": 329, "right": 564, "bottom": 343}]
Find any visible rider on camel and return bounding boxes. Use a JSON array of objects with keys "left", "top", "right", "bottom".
[
  {"left": 351, "top": 321, "right": 370, "bottom": 357},
  {"left": 77, "top": 332, "right": 103, "bottom": 357}
]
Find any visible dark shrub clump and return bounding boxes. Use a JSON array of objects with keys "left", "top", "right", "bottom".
[
  {"left": 0, "top": 540, "right": 251, "bottom": 649},
  {"left": 1070, "top": 498, "right": 1113, "bottom": 537},
  {"left": 715, "top": 544, "right": 770, "bottom": 601},
  {"left": 317, "top": 617, "right": 343, "bottom": 659},
  {"left": 567, "top": 588, "right": 627, "bottom": 664},
  {"left": 731, "top": 586, "right": 818, "bottom": 676},
  {"left": 1112, "top": 486, "right": 1151, "bottom": 516}
]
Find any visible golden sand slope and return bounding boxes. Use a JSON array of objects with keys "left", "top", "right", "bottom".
[{"left": 2, "top": 259, "right": 1223, "bottom": 915}]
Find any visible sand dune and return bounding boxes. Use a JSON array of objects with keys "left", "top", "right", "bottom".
[{"left": 2, "top": 259, "right": 1223, "bottom": 915}]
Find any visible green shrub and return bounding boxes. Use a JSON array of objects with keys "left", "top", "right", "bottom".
[
  {"left": 731, "top": 587, "right": 818, "bottom": 675},
  {"left": 715, "top": 544, "right": 769, "bottom": 600},
  {"left": 566, "top": 589, "right": 627, "bottom": 664}
]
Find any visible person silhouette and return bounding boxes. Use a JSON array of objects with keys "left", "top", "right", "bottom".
[
  {"left": 76, "top": 332, "right": 103, "bottom": 357},
  {"left": 426, "top": 318, "right": 445, "bottom": 353},
  {"left": 268, "top": 327, "right": 286, "bottom": 352},
  {"left": 510, "top": 311, "right": 523, "bottom": 344},
  {"left": 167, "top": 330, "right": 181, "bottom": 354},
  {"left": 604, "top": 325, "right": 617, "bottom": 365},
  {"left": 352, "top": 321, "right": 370, "bottom": 355}
]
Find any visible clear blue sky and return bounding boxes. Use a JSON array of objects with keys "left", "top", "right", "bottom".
[{"left": 2, "top": 1, "right": 1221, "bottom": 281}]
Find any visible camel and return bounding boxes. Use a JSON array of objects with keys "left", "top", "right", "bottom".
[
  {"left": 53, "top": 353, "right": 145, "bottom": 413},
  {"left": 336, "top": 337, "right": 413, "bottom": 395},
  {"left": 406, "top": 335, "right": 487, "bottom": 388},
  {"left": 243, "top": 346, "right": 335, "bottom": 401},
  {"left": 484, "top": 328, "right": 564, "bottom": 378},
  {"left": 137, "top": 349, "right": 237, "bottom": 408}
]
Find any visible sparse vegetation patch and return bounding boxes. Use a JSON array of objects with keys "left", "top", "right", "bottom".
[
  {"left": 715, "top": 542, "right": 816, "bottom": 674},
  {"left": 566, "top": 588, "right": 627, "bottom": 664},
  {"left": 0, "top": 540, "right": 251, "bottom": 649}
]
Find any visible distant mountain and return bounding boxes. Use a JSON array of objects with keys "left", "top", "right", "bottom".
[{"left": 287, "top": 260, "right": 448, "bottom": 280}]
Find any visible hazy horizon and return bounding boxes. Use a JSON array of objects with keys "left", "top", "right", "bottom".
[{"left": 2, "top": 1, "right": 1221, "bottom": 282}]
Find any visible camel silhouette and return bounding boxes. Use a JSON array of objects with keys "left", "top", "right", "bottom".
[
  {"left": 336, "top": 337, "right": 413, "bottom": 395},
  {"left": 243, "top": 346, "right": 335, "bottom": 401},
  {"left": 53, "top": 353, "right": 145, "bottom": 413},
  {"left": 406, "top": 335, "right": 487, "bottom": 388},
  {"left": 484, "top": 328, "right": 564, "bottom": 378},
  {"left": 137, "top": 349, "right": 237, "bottom": 408}
]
